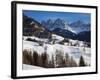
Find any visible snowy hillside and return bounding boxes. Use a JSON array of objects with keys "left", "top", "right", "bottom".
[
  {"left": 23, "top": 35, "right": 91, "bottom": 68},
  {"left": 23, "top": 64, "right": 45, "bottom": 70},
  {"left": 22, "top": 13, "right": 91, "bottom": 69}
]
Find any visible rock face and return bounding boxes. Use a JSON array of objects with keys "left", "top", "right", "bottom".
[{"left": 41, "top": 18, "right": 76, "bottom": 33}]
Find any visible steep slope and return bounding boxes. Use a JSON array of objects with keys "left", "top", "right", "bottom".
[
  {"left": 52, "top": 28, "right": 76, "bottom": 39},
  {"left": 76, "top": 31, "right": 91, "bottom": 42},
  {"left": 23, "top": 14, "right": 52, "bottom": 38}
]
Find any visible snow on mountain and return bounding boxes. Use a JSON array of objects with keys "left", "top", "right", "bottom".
[
  {"left": 64, "top": 25, "right": 76, "bottom": 34},
  {"left": 23, "top": 15, "right": 90, "bottom": 42},
  {"left": 52, "top": 34, "right": 64, "bottom": 41},
  {"left": 69, "top": 20, "right": 90, "bottom": 34},
  {"left": 41, "top": 18, "right": 76, "bottom": 34},
  {"left": 52, "top": 28, "right": 76, "bottom": 39},
  {"left": 41, "top": 19, "right": 90, "bottom": 34}
]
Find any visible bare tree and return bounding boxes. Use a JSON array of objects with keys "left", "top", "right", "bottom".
[{"left": 55, "top": 50, "right": 64, "bottom": 68}]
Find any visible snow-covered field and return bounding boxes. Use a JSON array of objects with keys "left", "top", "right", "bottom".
[
  {"left": 23, "top": 64, "right": 45, "bottom": 70},
  {"left": 23, "top": 35, "right": 91, "bottom": 69}
]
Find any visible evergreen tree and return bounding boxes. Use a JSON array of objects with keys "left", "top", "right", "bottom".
[
  {"left": 28, "top": 51, "right": 33, "bottom": 65},
  {"left": 79, "top": 55, "right": 86, "bottom": 66},
  {"left": 23, "top": 50, "right": 28, "bottom": 64},
  {"left": 23, "top": 50, "right": 33, "bottom": 65},
  {"left": 33, "top": 51, "right": 38, "bottom": 66},
  {"left": 70, "top": 57, "right": 77, "bottom": 67},
  {"left": 37, "top": 54, "right": 43, "bottom": 67}
]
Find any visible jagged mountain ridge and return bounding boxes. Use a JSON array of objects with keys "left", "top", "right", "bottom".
[
  {"left": 23, "top": 14, "right": 91, "bottom": 42},
  {"left": 41, "top": 19, "right": 76, "bottom": 33},
  {"left": 41, "top": 19, "right": 90, "bottom": 34}
]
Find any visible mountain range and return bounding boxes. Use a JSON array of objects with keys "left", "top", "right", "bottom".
[
  {"left": 41, "top": 19, "right": 90, "bottom": 34},
  {"left": 23, "top": 14, "right": 91, "bottom": 42},
  {"left": 41, "top": 19, "right": 76, "bottom": 33},
  {"left": 69, "top": 20, "right": 90, "bottom": 33}
]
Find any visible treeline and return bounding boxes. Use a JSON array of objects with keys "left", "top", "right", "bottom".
[{"left": 23, "top": 49, "right": 87, "bottom": 68}]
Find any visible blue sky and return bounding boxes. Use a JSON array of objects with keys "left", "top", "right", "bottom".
[{"left": 23, "top": 10, "right": 91, "bottom": 24}]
